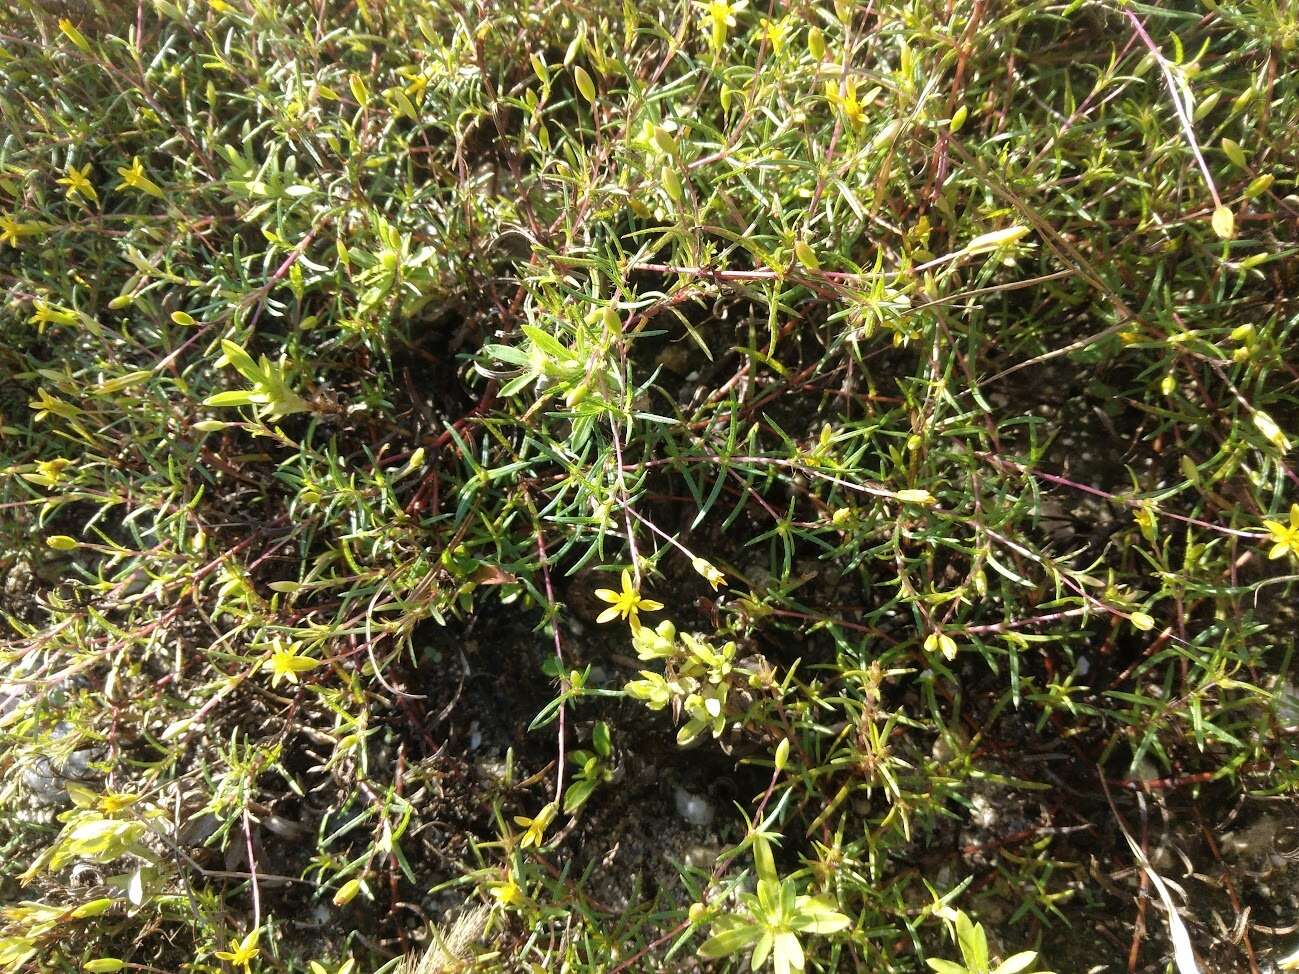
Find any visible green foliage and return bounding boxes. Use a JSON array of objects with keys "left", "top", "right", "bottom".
[
  {"left": 203, "top": 340, "right": 310, "bottom": 421},
  {"left": 562, "top": 721, "right": 614, "bottom": 814},
  {"left": 2, "top": 0, "right": 1298, "bottom": 971},
  {"left": 697, "top": 834, "right": 850, "bottom": 974},
  {"left": 925, "top": 911, "right": 1045, "bottom": 974}
]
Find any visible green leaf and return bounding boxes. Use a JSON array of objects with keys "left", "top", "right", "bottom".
[
  {"left": 772, "top": 930, "right": 803, "bottom": 974},
  {"left": 71, "top": 899, "right": 115, "bottom": 919},
  {"left": 994, "top": 951, "right": 1040, "bottom": 974},
  {"left": 482, "top": 343, "right": 531, "bottom": 366},
  {"left": 521, "top": 324, "right": 569, "bottom": 360},
  {"left": 562, "top": 778, "right": 596, "bottom": 813},
  {"left": 697, "top": 921, "right": 761, "bottom": 959},
  {"left": 573, "top": 65, "right": 596, "bottom": 104},
  {"left": 592, "top": 720, "right": 611, "bottom": 758},
  {"left": 530, "top": 54, "right": 549, "bottom": 84},
  {"left": 792, "top": 895, "right": 850, "bottom": 934},
  {"left": 927, "top": 961, "right": 970, "bottom": 974},
  {"left": 752, "top": 833, "right": 778, "bottom": 885},
  {"left": 956, "top": 911, "right": 988, "bottom": 970},
  {"left": 219, "top": 340, "right": 262, "bottom": 382},
  {"left": 204, "top": 390, "right": 258, "bottom": 407}
]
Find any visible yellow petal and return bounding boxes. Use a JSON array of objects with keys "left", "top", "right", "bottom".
[
  {"left": 638, "top": 599, "right": 664, "bottom": 611},
  {"left": 593, "top": 588, "right": 619, "bottom": 603},
  {"left": 1269, "top": 543, "right": 1290, "bottom": 560},
  {"left": 596, "top": 606, "right": 621, "bottom": 623}
]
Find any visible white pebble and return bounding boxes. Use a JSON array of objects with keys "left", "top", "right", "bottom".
[{"left": 674, "top": 786, "right": 715, "bottom": 827}]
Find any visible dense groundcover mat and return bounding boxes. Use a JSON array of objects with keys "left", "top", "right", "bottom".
[{"left": 2, "top": 0, "right": 1299, "bottom": 971}]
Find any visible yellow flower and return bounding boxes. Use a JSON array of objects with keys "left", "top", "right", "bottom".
[
  {"left": 1264, "top": 503, "right": 1299, "bottom": 560},
  {"left": 115, "top": 156, "right": 164, "bottom": 198},
  {"left": 29, "top": 387, "right": 81, "bottom": 422},
  {"left": 759, "top": 15, "right": 793, "bottom": 54},
  {"left": 488, "top": 877, "right": 526, "bottom": 907},
  {"left": 594, "top": 569, "right": 663, "bottom": 630},
  {"left": 696, "top": 0, "right": 747, "bottom": 49},
  {"left": 513, "top": 802, "right": 556, "bottom": 849},
  {"left": 215, "top": 929, "right": 260, "bottom": 971},
  {"left": 267, "top": 639, "right": 321, "bottom": 686},
  {"left": 825, "top": 77, "right": 866, "bottom": 126},
  {"left": 27, "top": 300, "right": 78, "bottom": 334},
  {"left": 22, "top": 457, "right": 74, "bottom": 488},
  {"left": 923, "top": 631, "right": 958, "bottom": 661},
  {"left": 0, "top": 215, "right": 21, "bottom": 248},
  {"left": 691, "top": 557, "right": 725, "bottom": 590},
  {"left": 0, "top": 214, "right": 44, "bottom": 248},
  {"left": 56, "top": 163, "right": 97, "bottom": 202}
]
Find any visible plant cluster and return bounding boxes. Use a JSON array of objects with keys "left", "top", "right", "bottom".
[{"left": 2, "top": 0, "right": 1298, "bottom": 972}]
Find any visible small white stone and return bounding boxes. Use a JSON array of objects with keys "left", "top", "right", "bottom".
[
  {"left": 674, "top": 786, "right": 715, "bottom": 827},
  {"left": 970, "top": 793, "right": 997, "bottom": 829}
]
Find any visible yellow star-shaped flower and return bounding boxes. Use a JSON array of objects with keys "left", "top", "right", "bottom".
[
  {"left": 0, "top": 214, "right": 44, "bottom": 248},
  {"left": 0, "top": 215, "right": 19, "bottom": 248},
  {"left": 594, "top": 569, "right": 663, "bottom": 630},
  {"left": 27, "top": 300, "right": 78, "bottom": 333},
  {"left": 825, "top": 78, "right": 867, "bottom": 126},
  {"left": 214, "top": 929, "right": 260, "bottom": 971},
  {"left": 759, "top": 15, "right": 793, "bottom": 55},
  {"left": 696, "top": 0, "right": 747, "bottom": 49},
  {"left": 691, "top": 557, "right": 726, "bottom": 590},
  {"left": 513, "top": 802, "right": 556, "bottom": 849},
  {"left": 267, "top": 639, "right": 320, "bottom": 686},
  {"left": 56, "top": 163, "right": 97, "bottom": 202},
  {"left": 488, "top": 877, "right": 527, "bottom": 907},
  {"left": 1263, "top": 503, "right": 1299, "bottom": 560},
  {"left": 115, "top": 156, "right": 164, "bottom": 198}
]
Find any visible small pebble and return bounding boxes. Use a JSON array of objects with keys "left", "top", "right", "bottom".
[
  {"left": 970, "top": 793, "right": 997, "bottom": 829},
  {"left": 684, "top": 844, "right": 719, "bottom": 870},
  {"left": 674, "top": 786, "right": 715, "bottom": 828}
]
